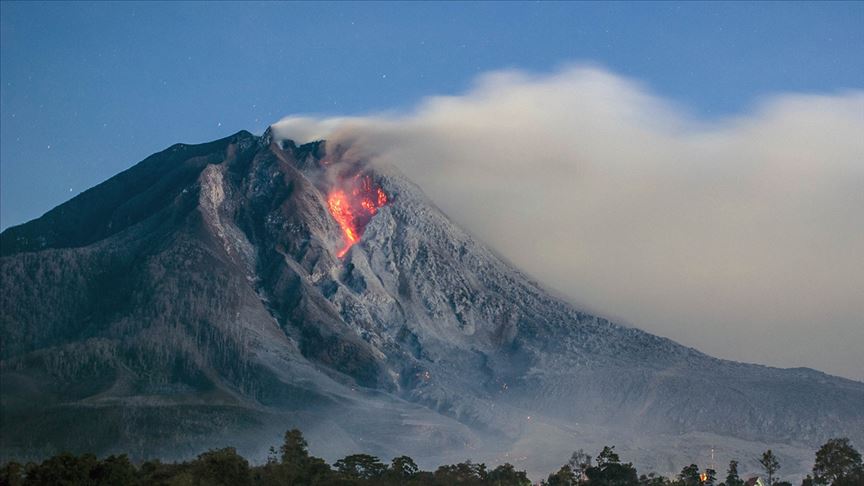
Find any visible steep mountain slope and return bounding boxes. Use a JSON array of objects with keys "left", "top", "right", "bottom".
[{"left": 1, "top": 130, "right": 861, "bottom": 478}]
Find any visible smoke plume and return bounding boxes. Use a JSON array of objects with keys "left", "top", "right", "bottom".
[{"left": 272, "top": 65, "right": 864, "bottom": 381}]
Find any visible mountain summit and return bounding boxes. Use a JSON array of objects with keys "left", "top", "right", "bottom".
[{"left": 1, "top": 130, "right": 861, "bottom": 477}]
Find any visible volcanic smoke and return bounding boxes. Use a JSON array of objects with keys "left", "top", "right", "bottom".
[{"left": 327, "top": 174, "right": 388, "bottom": 257}]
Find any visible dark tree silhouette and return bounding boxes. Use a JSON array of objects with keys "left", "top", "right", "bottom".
[
  {"left": 21, "top": 432, "right": 864, "bottom": 486},
  {"left": 388, "top": 455, "right": 419, "bottom": 482},
  {"left": 0, "top": 462, "right": 24, "bottom": 486},
  {"left": 585, "top": 446, "right": 638, "bottom": 486},
  {"left": 434, "top": 460, "right": 489, "bottom": 484},
  {"left": 724, "top": 460, "right": 743, "bottom": 486},
  {"left": 90, "top": 455, "right": 137, "bottom": 485},
  {"left": 334, "top": 454, "right": 387, "bottom": 480},
  {"left": 544, "top": 464, "right": 578, "bottom": 486},
  {"left": 277, "top": 429, "right": 331, "bottom": 485},
  {"left": 812, "top": 438, "right": 863, "bottom": 486},
  {"left": 189, "top": 447, "right": 252, "bottom": 486},
  {"left": 280, "top": 428, "right": 310, "bottom": 467},
  {"left": 637, "top": 472, "right": 668, "bottom": 485},
  {"left": 597, "top": 446, "right": 622, "bottom": 467},
  {"left": 487, "top": 463, "right": 531, "bottom": 486},
  {"left": 678, "top": 464, "right": 701, "bottom": 486},
  {"left": 704, "top": 468, "right": 717, "bottom": 485},
  {"left": 759, "top": 450, "right": 780, "bottom": 486},
  {"left": 22, "top": 452, "right": 98, "bottom": 486}
]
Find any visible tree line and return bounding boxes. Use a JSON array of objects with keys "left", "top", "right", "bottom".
[
  {"left": 1, "top": 431, "right": 861, "bottom": 486},
  {"left": 544, "top": 438, "right": 862, "bottom": 486}
]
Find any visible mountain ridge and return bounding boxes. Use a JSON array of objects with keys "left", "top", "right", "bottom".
[{"left": 1, "top": 130, "right": 861, "bottom": 480}]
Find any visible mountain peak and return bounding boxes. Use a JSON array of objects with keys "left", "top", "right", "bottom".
[{"left": 1, "top": 131, "right": 861, "bottom": 478}]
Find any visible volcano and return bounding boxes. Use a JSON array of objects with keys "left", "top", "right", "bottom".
[{"left": 1, "top": 130, "right": 862, "bottom": 479}]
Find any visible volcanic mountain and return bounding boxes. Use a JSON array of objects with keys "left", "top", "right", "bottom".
[{"left": 1, "top": 130, "right": 862, "bottom": 478}]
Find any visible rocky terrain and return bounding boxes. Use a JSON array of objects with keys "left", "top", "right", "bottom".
[{"left": 1, "top": 130, "right": 861, "bottom": 479}]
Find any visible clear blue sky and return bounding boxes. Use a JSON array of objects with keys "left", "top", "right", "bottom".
[{"left": 1, "top": 1, "right": 862, "bottom": 229}]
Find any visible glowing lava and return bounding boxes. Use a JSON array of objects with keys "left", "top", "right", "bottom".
[{"left": 327, "top": 175, "right": 388, "bottom": 258}]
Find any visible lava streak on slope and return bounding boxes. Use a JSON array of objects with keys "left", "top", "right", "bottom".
[{"left": 326, "top": 174, "right": 388, "bottom": 257}]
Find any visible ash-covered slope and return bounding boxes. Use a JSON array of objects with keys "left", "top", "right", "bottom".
[{"left": 1, "top": 130, "right": 861, "bottom": 477}]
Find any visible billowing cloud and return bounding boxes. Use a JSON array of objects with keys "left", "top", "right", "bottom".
[{"left": 272, "top": 65, "right": 864, "bottom": 381}]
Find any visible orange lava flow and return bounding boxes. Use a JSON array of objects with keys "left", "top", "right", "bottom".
[{"left": 327, "top": 175, "right": 388, "bottom": 258}]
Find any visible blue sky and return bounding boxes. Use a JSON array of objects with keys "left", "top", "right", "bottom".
[{"left": 1, "top": 1, "right": 862, "bottom": 229}]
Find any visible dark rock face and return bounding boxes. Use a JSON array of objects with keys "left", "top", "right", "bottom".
[{"left": 1, "top": 130, "right": 862, "bottom": 476}]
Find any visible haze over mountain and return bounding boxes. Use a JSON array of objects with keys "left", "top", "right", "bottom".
[
  {"left": 271, "top": 66, "right": 864, "bottom": 383},
  {"left": 1, "top": 130, "right": 861, "bottom": 481}
]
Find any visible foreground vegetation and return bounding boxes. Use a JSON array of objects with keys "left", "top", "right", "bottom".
[{"left": 1, "top": 431, "right": 861, "bottom": 486}]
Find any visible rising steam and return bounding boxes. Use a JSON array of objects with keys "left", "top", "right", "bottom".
[{"left": 271, "top": 65, "right": 864, "bottom": 381}]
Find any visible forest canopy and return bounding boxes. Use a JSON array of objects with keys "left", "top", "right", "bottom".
[{"left": 1, "top": 430, "right": 861, "bottom": 486}]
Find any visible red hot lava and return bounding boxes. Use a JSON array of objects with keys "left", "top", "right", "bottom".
[{"left": 327, "top": 174, "right": 388, "bottom": 257}]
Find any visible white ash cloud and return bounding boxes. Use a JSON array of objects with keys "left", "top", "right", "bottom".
[{"left": 272, "top": 65, "right": 864, "bottom": 381}]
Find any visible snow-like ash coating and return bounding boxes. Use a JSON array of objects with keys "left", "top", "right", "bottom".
[{"left": 271, "top": 65, "right": 864, "bottom": 381}]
